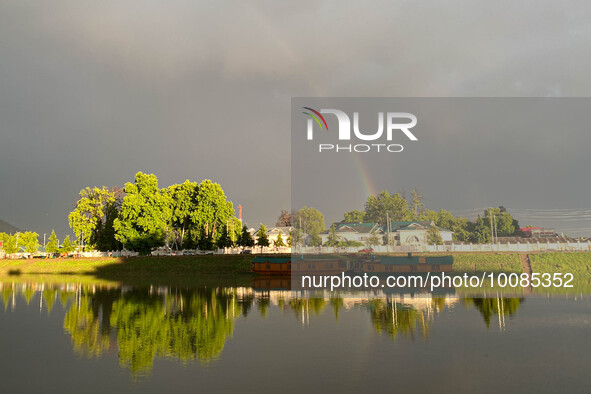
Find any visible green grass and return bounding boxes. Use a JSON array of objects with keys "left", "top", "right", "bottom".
[
  {"left": 528, "top": 252, "right": 591, "bottom": 294},
  {"left": 529, "top": 252, "right": 591, "bottom": 277},
  {"left": 0, "top": 255, "right": 258, "bottom": 287},
  {"left": 452, "top": 253, "right": 522, "bottom": 274},
  {"left": 3, "top": 252, "right": 591, "bottom": 293}
]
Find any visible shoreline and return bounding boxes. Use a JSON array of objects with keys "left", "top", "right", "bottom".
[{"left": 1, "top": 251, "right": 589, "bottom": 276}]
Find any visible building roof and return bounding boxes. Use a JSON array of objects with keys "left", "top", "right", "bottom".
[
  {"left": 321, "top": 220, "right": 453, "bottom": 235},
  {"left": 332, "top": 222, "right": 382, "bottom": 234},
  {"left": 252, "top": 256, "right": 291, "bottom": 263},
  {"left": 267, "top": 226, "right": 294, "bottom": 234},
  {"left": 389, "top": 221, "right": 452, "bottom": 233},
  {"left": 254, "top": 226, "right": 293, "bottom": 236}
]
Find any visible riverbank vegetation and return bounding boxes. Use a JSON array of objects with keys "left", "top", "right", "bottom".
[{"left": 452, "top": 253, "right": 523, "bottom": 274}]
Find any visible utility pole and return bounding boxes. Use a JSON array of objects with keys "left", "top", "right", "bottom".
[
  {"left": 493, "top": 214, "right": 499, "bottom": 251},
  {"left": 489, "top": 209, "right": 494, "bottom": 245},
  {"left": 386, "top": 212, "right": 390, "bottom": 253},
  {"left": 299, "top": 215, "right": 302, "bottom": 253}
]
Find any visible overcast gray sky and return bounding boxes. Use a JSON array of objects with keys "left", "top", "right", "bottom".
[{"left": 1, "top": 0, "right": 591, "bottom": 238}]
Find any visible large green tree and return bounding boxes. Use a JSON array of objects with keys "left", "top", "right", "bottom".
[
  {"left": 18, "top": 232, "right": 40, "bottom": 253},
  {"left": 166, "top": 180, "right": 198, "bottom": 249},
  {"left": 191, "top": 180, "right": 235, "bottom": 247},
  {"left": 113, "top": 172, "right": 172, "bottom": 254},
  {"left": 294, "top": 206, "right": 325, "bottom": 236},
  {"left": 484, "top": 207, "right": 517, "bottom": 237},
  {"left": 471, "top": 215, "right": 492, "bottom": 243},
  {"left": 0, "top": 233, "right": 18, "bottom": 254},
  {"left": 450, "top": 217, "right": 471, "bottom": 242},
  {"left": 365, "top": 190, "right": 412, "bottom": 225},
  {"left": 343, "top": 210, "right": 365, "bottom": 223},
  {"left": 68, "top": 187, "right": 115, "bottom": 250}
]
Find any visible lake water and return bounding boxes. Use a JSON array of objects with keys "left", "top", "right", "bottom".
[{"left": 1, "top": 279, "right": 590, "bottom": 393}]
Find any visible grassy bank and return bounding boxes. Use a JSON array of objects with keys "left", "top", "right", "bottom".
[
  {"left": 0, "top": 255, "right": 256, "bottom": 287},
  {"left": 529, "top": 252, "right": 591, "bottom": 277},
  {"left": 2, "top": 252, "right": 590, "bottom": 287},
  {"left": 528, "top": 252, "right": 591, "bottom": 294},
  {"left": 452, "top": 253, "right": 522, "bottom": 274}
]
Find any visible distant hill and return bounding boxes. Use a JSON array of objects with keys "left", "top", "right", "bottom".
[{"left": 0, "top": 219, "right": 22, "bottom": 234}]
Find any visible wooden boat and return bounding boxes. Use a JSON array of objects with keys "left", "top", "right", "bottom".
[
  {"left": 356, "top": 254, "right": 453, "bottom": 274},
  {"left": 251, "top": 256, "right": 291, "bottom": 275},
  {"left": 251, "top": 256, "right": 352, "bottom": 275}
]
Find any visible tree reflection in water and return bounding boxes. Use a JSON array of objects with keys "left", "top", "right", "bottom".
[
  {"left": 0, "top": 282, "right": 527, "bottom": 377},
  {"left": 368, "top": 299, "right": 430, "bottom": 341},
  {"left": 368, "top": 296, "right": 524, "bottom": 340},
  {"left": 462, "top": 297, "right": 524, "bottom": 329}
]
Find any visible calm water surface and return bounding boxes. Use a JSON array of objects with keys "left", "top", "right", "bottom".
[{"left": 1, "top": 279, "right": 590, "bottom": 393}]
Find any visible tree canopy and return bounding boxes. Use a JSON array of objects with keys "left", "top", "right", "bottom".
[
  {"left": 65, "top": 173, "right": 240, "bottom": 253},
  {"left": 365, "top": 190, "right": 412, "bottom": 225},
  {"left": 68, "top": 187, "right": 118, "bottom": 251},
  {"left": 294, "top": 206, "right": 325, "bottom": 236},
  {"left": 343, "top": 210, "right": 365, "bottom": 223},
  {"left": 113, "top": 172, "right": 172, "bottom": 254}
]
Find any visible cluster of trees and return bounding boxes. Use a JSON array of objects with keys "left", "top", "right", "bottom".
[
  {"left": 340, "top": 189, "right": 521, "bottom": 244},
  {"left": 0, "top": 232, "right": 41, "bottom": 254},
  {"left": 65, "top": 177, "right": 522, "bottom": 253},
  {"left": 68, "top": 172, "right": 249, "bottom": 254},
  {"left": 275, "top": 189, "right": 520, "bottom": 247},
  {"left": 0, "top": 230, "right": 76, "bottom": 255},
  {"left": 274, "top": 207, "right": 326, "bottom": 247}
]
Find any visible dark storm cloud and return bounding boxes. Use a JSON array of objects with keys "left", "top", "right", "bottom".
[{"left": 1, "top": 0, "right": 591, "bottom": 237}]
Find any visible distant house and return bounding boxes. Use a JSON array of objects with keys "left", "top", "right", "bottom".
[
  {"left": 320, "top": 222, "right": 384, "bottom": 245},
  {"left": 320, "top": 220, "right": 453, "bottom": 247},
  {"left": 253, "top": 226, "right": 294, "bottom": 246},
  {"left": 520, "top": 227, "right": 556, "bottom": 238},
  {"left": 389, "top": 221, "right": 453, "bottom": 246}
]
